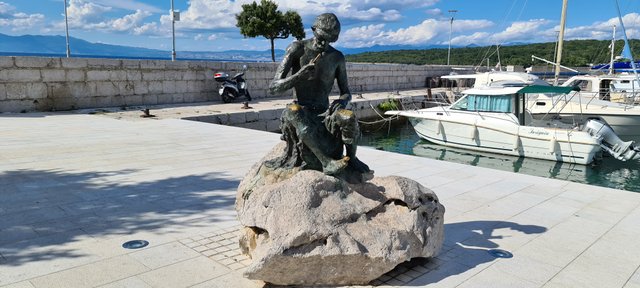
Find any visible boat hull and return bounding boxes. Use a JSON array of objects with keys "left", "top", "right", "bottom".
[{"left": 403, "top": 110, "right": 602, "bottom": 165}]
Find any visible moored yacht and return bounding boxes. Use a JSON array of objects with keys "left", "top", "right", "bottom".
[
  {"left": 560, "top": 74, "right": 640, "bottom": 103},
  {"left": 386, "top": 84, "right": 640, "bottom": 165},
  {"left": 528, "top": 78, "right": 640, "bottom": 143}
]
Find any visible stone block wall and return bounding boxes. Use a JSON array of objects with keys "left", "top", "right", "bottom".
[{"left": 0, "top": 56, "right": 457, "bottom": 113}]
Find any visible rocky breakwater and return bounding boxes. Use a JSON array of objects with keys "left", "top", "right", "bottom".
[{"left": 235, "top": 143, "right": 445, "bottom": 286}]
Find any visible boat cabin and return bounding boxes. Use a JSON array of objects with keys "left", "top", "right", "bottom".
[
  {"left": 451, "top": 85, "right": 579, "bottom": 126},
  {"left": 562, "top": 74, "right": 640, "bottom": 102}
]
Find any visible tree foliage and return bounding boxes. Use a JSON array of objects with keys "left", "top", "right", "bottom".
[
  {"left": 236, "top": 0, "right": 305, "bottom": 62},
  {"left": 346, "top": 39, "right": 640, "bottom": 68}
]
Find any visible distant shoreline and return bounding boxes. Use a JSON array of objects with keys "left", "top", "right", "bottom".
[{"left": 0, "top": 52, "right": 261, "bottom": 62}]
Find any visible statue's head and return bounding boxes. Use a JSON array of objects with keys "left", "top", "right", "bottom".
[{"left": 311, "top": 13, "right": 340, "bottom": 51}]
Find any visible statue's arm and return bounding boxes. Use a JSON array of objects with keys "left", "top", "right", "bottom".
[
  {"left": 335, "top": 54, "right": 352, "bottom": 105},
  {"left": 269, "top": 42, "right": 308, "bottom": 94}
]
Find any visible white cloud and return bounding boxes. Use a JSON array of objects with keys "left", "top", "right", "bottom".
[
  {"left": 488, "top": 19, "right": 551, "bottom": 43},
  {"left": 445, "top": 13, "right": 640, "bottom": 47},
  {"left": 425, "top": 8, "right": 442, "bottom": 16},
  {"left": 340, "top": 24, "right": 386, "bottom": 47},
  {"left": 562, "top": 13, "right": 640, "bottom": 40},
  {"left": 194, "top": 33, "right": 218, "bottom": 41},
  {"left": 66, "top": 0, "right": 111, "bottom": 28},
  {"left": 277, "top": 0, "right": 438, "bottom": 23},
  {"left": 0, "top": 1, "right": 44, "bottom": 31},
  {"left": 339, "top": 18, "right": 493, "bottom": 48},
  {"left": 0, "top": 1, "right": 15, "bottom": 17},
  {"left": 132, "top": 22, "right": 167, "bottom": 36},
  {"left": 451, "top": 19, "right": 551, "bottom": 46},
  {"left": 167, "top": 0, "right": 440, "bottom": 32},
  {"left": 90, "top": 0, "right": 163, "bottom": 14},
  {"left": 111, "top": 10, "right": 152, "bottom": 32},
  {"left": 63, "top": 0, "right": 156, "bottom": 34}
]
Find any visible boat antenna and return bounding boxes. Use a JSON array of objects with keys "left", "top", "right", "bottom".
[
  {"left": 496, "top": 45, "right": 502, "bottom": 71},
  {"left": 609, "top": 25, "right": 616, "bottom": 75},
  {"left": 614, "top": 0, "right": 640, "bottom": 88},
  {"left": 553, "top": 0, "right": 568, "bottom": 85}
]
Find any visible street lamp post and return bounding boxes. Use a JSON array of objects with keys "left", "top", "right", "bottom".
[
  {"left": 64, "top": 0, "right": 70, "bottom": 58},
  {"left": 447, "top": 10, "right": 458, "bottom": 66},
  {"left": 171, "top": 0, "right": 176, "bottom": 61}
]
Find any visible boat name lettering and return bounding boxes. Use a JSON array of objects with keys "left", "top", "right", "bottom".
[{"left": 528, "top": 129, "right": 549, "bottom": 136}]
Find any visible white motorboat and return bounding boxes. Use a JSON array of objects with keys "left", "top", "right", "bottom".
[
  {"left": 528, "top": 76, "right": 640, "bottom": 143},
  {"left": 442, "top": 71, "right": 549, "bottom": 88},
  {"left": 441, "top": 71, "right": 640, "bottom": 143},
  {"left": 561, "top": 74, "right": 640, "bottom": 103},
  {"left": 386, "top": 85, "right": 640, "bottom": 165}
]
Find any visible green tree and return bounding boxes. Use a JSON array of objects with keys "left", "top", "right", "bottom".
[
  {"left": 236, "top": 0, "right": 305, "bottom": 62},
  {"left": 345, "top": 39, "right": 640, "bottom": 67}
]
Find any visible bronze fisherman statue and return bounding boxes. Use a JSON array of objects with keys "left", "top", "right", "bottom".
[{"left": 267, "top": 13, "right": 371, "bottom": 180}]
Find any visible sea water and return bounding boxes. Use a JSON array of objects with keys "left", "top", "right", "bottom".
[{"left": 359, "top": 119, "right": 640, "bottom": 193}]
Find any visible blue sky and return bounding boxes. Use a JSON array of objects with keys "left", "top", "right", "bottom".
[{"left": 1, "top": 0, "right": 639, "bottom": 52}]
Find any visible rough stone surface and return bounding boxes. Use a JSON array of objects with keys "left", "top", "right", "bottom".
[{"left": 235, "top": 142, "right": 445, "bottom": 286}]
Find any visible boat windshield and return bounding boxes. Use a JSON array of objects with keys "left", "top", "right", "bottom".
[
  {"left": 563, "top": 79, "right": 592, "bottom": 91},
  {"left": 451, "top": 94, "right": 513, "bottom": 113}
]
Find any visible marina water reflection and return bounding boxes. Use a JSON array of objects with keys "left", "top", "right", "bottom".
[{"left": 360, "top": 120, "right": 640, "bottom": 192}]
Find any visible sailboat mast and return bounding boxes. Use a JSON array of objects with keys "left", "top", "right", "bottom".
[
  {"left": 614, "top": 0, "right": 640, "bottom": 87},
  {"left": 554, "top": 0, "right": 568, "bottom": 85}
]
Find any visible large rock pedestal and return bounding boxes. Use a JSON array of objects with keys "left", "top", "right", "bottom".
[{"left": 236, "top": 143, "right": 445, "bottom": 286}]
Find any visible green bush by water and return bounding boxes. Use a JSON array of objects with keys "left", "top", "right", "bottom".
[{"left": 377, "top": 98, "right": 401, "bottom": 112}]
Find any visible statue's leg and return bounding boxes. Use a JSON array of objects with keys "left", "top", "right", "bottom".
[
  {"left": 287, "top": 105, "right": 348, "bottom": 175},
  {"left": 332, "top": 109, "right": 371, "bottom": 173},
  {"left": 264, "top": 108, "right": 303, "bottom": 169}
]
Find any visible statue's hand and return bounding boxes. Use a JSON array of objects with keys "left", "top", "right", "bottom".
[
  {"left": 298, "top": 63, "right": 316, "bottom": 80},
  {"left": 329, "top": 99, "right": 348, "bottom": 114}
]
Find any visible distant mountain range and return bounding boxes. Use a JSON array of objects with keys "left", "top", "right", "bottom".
[
  {"left": 0, "top": 33, "right": 287, "bottom": 62},
  {"left": 0, "top": 33, "right": 482, "bottom": 61}
]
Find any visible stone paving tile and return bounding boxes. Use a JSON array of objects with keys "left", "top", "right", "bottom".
[
  {"left": 137, "top": 256, "right": 229, "bottom": 288},
  {"left": 0, "top": 281, "right": 37, "bottom": 288},
  {"left": 456, "top": 264, "right": 539, "bottom": 288},
  {"left": 405, "top": 260, "right": 483, "bottom": 288},
  {"left": 129, "top": 241, "right": 200, "bottom": 270},
  {"left": 624, "top": 269, "right": 640, "bottom": 288},
  {"left": 190, "top": 271, "right": 264, "bottom": 288},
  {"left": 182, "top": 227, "right": 250, "bottom": 272},
  {"left": 544, "top": 236, "right": 640, "bottom": 288},
  {"left": 491, "top": 255, "right": 563, "bottom": 286},
  {"left": 28, "top": 255, "right": 150, "bottom": 288},
  {"left": 98, "top": 276, "right": 153, "bottom": 288}
]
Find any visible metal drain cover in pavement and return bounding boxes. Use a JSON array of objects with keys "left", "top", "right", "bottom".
[
  {"left": 122, "top": 240, "right": 149, "bottom": 249},
  {"left": 487, "top": 249, "right": 513, "bottom": 258}
]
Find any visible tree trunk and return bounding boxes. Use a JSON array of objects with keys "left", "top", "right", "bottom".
[{"left": 270, "top": 38, "right": 275, "bottom": 62}]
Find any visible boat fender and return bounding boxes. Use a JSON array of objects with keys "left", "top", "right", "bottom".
[
  {"left": 549, "top": 137, "right": 557, "bottom": 154},
  {"left": 437, "top": 120, "right": 443, "bottom": 135},
  {"left": 513, "top": 130, "right": 520, "bottom": 150},
  {"left": 471, "top": 123, "right": 478, "bottom": 140}
]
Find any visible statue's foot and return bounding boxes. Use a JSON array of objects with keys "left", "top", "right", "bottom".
[
  {"left": 349, "top": 157, "right": 371, "bottom": 173},
  {"left": 324, "top": 156, "right": 350, "bottom": 175}
]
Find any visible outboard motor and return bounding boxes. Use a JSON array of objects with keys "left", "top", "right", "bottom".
[{"left": 584, "top": 119, "right": 640, "bottom": 161}]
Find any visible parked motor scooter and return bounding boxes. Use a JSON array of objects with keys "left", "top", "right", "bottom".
[{"left": 214, "top": 65, "right": 251, "bottom": 103}]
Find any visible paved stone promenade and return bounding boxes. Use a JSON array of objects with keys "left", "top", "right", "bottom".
[{"left": 2, "top": 109, "right": 640, "bottom": 287}]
